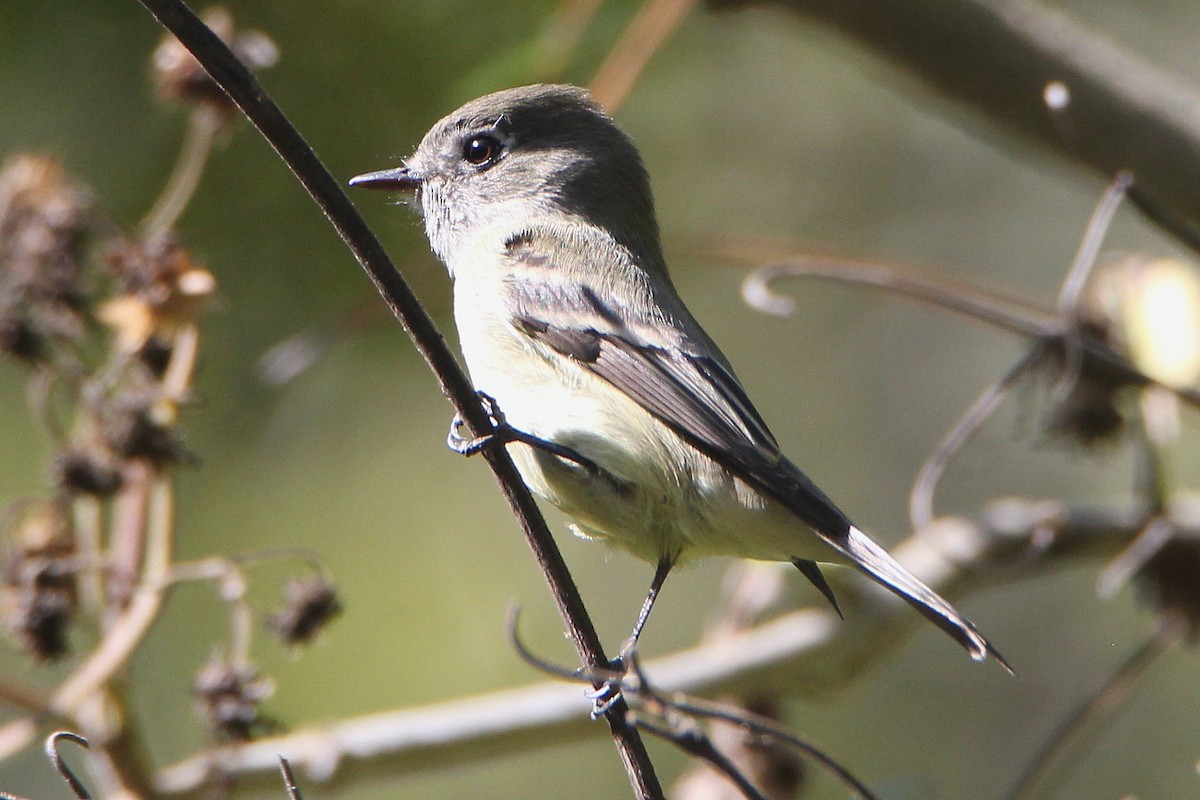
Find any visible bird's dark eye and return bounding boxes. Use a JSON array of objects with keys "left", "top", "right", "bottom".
[{"left": 462, "top": 135, "right": 502, "bottom": 166}]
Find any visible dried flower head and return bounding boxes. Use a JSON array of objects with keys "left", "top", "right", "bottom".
[
  {"left": 100, "top": 235, "right": 215, "bottom": 354},
  {"left": 97, "top": 383, "right": 185, "bottom": 466},
  {"left": 1040, "top": 320, "right": 1133, "bottom": 446},
  {"left": 152, "top": 7, "right": 278, "bottom": 116},
  {"left": 1, "top": 501, "right": 78, "bottom": 660},
  {"left": 267, "top": 577, "right": 342, "bottom": 646},
  {"left": 1138, "top": 535, "right": 1200, "bottom": 640},
  {"left": 0, "top": 155, "right": 93, "bottom": 363},
  {"left": 194, "top": 655, "right": 275, "bottom": 742},
  {"left": 53, "top": 441, "right": 124, "bottom": 498},
  {"left": 1044, "top": 255, "right": 1200, "bottom": 446}
]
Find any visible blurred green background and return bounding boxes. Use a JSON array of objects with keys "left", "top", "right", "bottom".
[{"left": 1, "top": 1, "right": 1198, "bottom": 798}]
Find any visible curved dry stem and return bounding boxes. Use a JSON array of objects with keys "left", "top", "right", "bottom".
[
  {"left": 589, "top": 0, "right": 698, "bottom": 112},
  {"left": 140, "top": 107, "right": 222, "bottom": 237},
  {"left": 630, "top": 714, "right": 770, "bottom": 800},
  {"left": 1048, "top": 173, "right": 1131, "bottom": 415},
  {"left": 46, "top": 731, "right": 92, "bottom": 800},
  {"left": 506, "top": 606, "right": 621, "bottom": 685},
  {"left": 667, "top": 698, "right": 882, "bottom": 800},
  {"left": 909, "top": 347, "right": 1046, "bottom": 531},
  {"left": 1055, "top": 172, "right": 1132, "bottom": 317},
  {"left": 51, "top": 472, "right": 173, "bottom": 717},
  {"left": 741, "top": 256, "right": 1051, "bottom": 337},
  {"left": 620, "top": 648, "right": 881, "bottom": 800}
]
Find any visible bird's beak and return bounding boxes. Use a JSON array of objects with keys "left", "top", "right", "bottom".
[{"left": 348, "top": 165, "right": 421, "bottom": 190}]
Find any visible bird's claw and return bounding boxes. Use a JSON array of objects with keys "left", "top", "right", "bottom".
[
  {"left": 446, "top": 392, "right": 600, "bottom": 474},
  {"left": 586, "top": 655, "right": 628, "bottom": 719},
  {"left": 446, "top": 393, "right": 508, "bottom": 455}
]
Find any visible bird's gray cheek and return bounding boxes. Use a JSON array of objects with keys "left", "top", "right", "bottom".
[{"left": 419, "top": 183, "right": 462, "bottom": 262}]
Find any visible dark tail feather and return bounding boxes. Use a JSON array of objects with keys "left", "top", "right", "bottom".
[
  {"left": 838, "top": 526, "right": 1012, "bottom": 672},
  {"left": 791, "top": 558, "right": 843, "bottom": 618}
]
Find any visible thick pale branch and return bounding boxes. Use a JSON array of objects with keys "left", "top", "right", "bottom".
[
  {"left": 711, "top": 0, "right": 1200, "bottom": 252},
  {"left": 155, "top": 496, "right": 1169, "bottom": 796}
]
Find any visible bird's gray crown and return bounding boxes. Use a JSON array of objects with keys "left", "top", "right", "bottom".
[{"left": 406, "top": 84, "right": 664, "bottom": 272}]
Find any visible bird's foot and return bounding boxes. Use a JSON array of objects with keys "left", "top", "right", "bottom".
[
  {"left": 586, "top": 654, "right": 630, "bottom": 720},
  {"left": 446, "top": 392, "right": 599, "bottom": 473},
  {"left": 446, "top": 392, "right": 507, "bottom": 456}
]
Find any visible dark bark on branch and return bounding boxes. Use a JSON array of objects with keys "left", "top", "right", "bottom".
[{"left": 712, "top": 0, "right": 1200, "bottom": 253}]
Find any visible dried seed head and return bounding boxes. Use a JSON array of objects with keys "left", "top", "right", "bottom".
[
  {"left": 152, "top": 7, "right": 278, "bottom": 116},
  {"left": 267, "top": 577, "right": 342, "bottom": 646},
  {"left": 100, "top": 235, "right": 214, "bottom": 353},
  {"left": 1044, "top": 255, "right": 1200, "bottom": 446},
  {"left": 0, "top": 155, "right": 93, "bottom": 363},
  {"left": 194, "top": 655, "right": 275, "bottom": 742},
  {"left": 97, "top": 385, "right": 184, "bottom": 466},
  {"left": 1040, "top": 320, "right": 1132, "bottom": 446},
  {"left": 1, "top": 501, "right": 77, "bottom": 660},
  {"left": 53, "top": 442, "right": 124, "bottom": 498},
  {"left": 1137, "top": 535, "right": 1200, "bottom": 640}
]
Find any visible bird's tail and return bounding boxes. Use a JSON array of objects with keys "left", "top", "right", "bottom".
[{"left": 838, "top": 526, "right": 1011, "bottom": 672}]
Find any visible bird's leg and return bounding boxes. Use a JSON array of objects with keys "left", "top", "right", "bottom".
[
  {"left": 589, "top": 556, "right": 674, "bottom": 718},
  {"left": 447, "top": 391, "right": 598, "bottom": 473},
  {"left": 627, "top": 556, "right": 674, "bottom": 651}
]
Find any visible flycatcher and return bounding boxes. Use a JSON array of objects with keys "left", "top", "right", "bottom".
[{"left": 351, "top": 84, "right": 1004, "bottom": 667}]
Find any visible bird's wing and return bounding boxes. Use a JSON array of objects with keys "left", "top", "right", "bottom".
[
  {"left": 501, "top": 227, "right": 851, "bottom": 537},
  {"left": 498, "top": 227, "right": 1005, "bottom": 666}
]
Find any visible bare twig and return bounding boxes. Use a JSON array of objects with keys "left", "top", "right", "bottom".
[
  {"left": 660, "top": 697, "right": 881, "bottom": 800},
  {"left": 737, "top": 251, "right": 1051, "bottom": 337},
  {"left": 909, "top": 348, "right": 1047, "bottom": 531},
  {"left": 51, "top": 472, "right": 173, "bottom": 718},
  {"left": 631, "top": 714, "right": 771, "bottom": 800},
  {"left": 140, "top": 108, "right": 222, "bottom": 237},
  {"left": 278, "top": 757, "right": 302, "bottom": 800},
  {"left": 590, "top": 0, "right": 699, "bottom": 111}
]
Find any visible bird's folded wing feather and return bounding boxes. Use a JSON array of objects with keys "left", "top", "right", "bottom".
[{"left": 501, "top": 229, "right": 851, "bottom": 538}]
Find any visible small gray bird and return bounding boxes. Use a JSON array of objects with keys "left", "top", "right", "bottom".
[{"left": 352, "top": 84, "right": 1005, "bottom": 667}]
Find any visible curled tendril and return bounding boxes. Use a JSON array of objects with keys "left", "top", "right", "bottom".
[{"left": 46, "top": 731, "right": 91, "bottom": 800}]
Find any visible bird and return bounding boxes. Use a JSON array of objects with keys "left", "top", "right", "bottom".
[{"left": 350, "top": 83, "right": 1006, "bottom": 669}]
